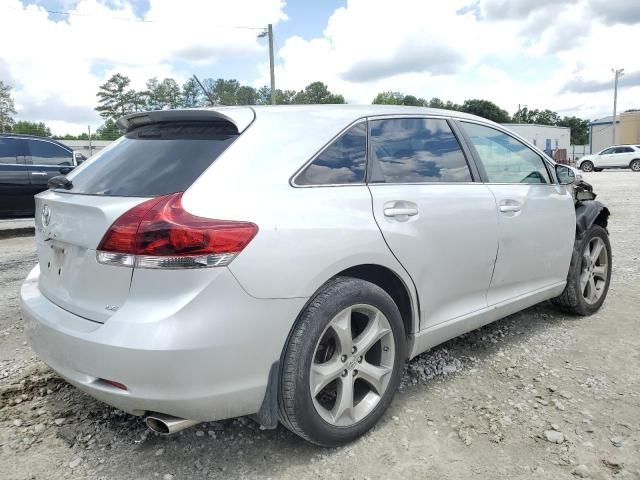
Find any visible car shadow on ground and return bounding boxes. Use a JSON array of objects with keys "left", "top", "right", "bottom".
[{"left": 36, "top": 300, "right": 576, "bottom": 476}]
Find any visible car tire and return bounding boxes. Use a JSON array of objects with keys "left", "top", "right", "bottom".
[
  {"left": 630, "top": 159, "right": 640, "bottom": 172},
  {"left": 278, "top": 276, "right": 406, "bottom": 447},
  {"left": 552, "top": 225, "right": 611, "bottom": 316},
  {"left": 580, "top": 161, "right": 594, "bottom": 172}
]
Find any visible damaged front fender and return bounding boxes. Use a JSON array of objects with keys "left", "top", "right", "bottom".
[{"left": 575, "top": 200, "right": 610, "bottom": 238}]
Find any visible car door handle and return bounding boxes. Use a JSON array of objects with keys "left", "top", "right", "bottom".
[
  {"left": 499, "top": 205, "right": 521, "bottom": 213},
  {"left": 31, "top": 172, "right": 48, "bottom": 176},
  {"left": 384, "top": 207, "right": 419, "bottom": 217}
]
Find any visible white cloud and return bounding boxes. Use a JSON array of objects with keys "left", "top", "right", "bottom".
[
  {"left": 1, "top": 0, "right": 639, "bottom": 135},
  {"left": 1, "top": 0, "right": 286, "bottom": 133},
  {"left": 267, "top": 0, "right": 639, "bottom": 120}
]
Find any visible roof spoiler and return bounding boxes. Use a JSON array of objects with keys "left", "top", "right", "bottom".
[{"left": 116, "top": 108, "right": 256, "bottom": 134}]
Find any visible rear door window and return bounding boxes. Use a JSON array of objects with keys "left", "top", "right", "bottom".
[
  {"left": 295, "top": 123, "right": 367, "bottom": 185},
  {"left": 0, "top": 138, "right": 18, "bottom": 164},
  {"left": 615, "top": 147, "right": 633, "bottom": 153},
  {"left": 369, "top": 118, "right": 472, "bottom": 183},
  {"left": 65, "top": 122, "right": 238, "bottom": 197},
  {"left": 461, "top": 122, "right": 551, "bottom": 184},
  {"left": 28, "top": 140, "right": 73, "bottom": 166}
]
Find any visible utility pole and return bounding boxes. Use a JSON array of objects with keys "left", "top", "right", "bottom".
[
  {"left": 258, "top": 24, "right": 276, "bottom": 105},
  {"left": 88, "top": 125, "right": 92, "bottom": 156},
  {"left": 268, "top": 24, "right": 275, "bottom": 105},
  {"left": 612, "top": 68, "right": 624, "bottom": 145}
]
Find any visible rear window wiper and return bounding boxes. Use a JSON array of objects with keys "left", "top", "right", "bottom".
[{"left": 48, "top": 175, "right": 73, "bottom": 190}]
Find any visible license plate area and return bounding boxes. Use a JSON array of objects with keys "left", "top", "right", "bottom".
[{"left": 45, "top": 241, "right": 67, "bottom": 278}]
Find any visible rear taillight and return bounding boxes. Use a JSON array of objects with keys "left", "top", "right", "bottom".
[{"left": 96, "top": 193, "right": 258, "bottom": 269}]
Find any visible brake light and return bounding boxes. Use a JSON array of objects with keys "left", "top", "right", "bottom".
[{"left": 97, "top": 193, "right": 258, "bottom": 269}]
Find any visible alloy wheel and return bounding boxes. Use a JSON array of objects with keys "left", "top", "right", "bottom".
[
  {"left": 310, "top": 304, "right": 395, "bottom": 427},
  {"left": 580, "top": 236, "right": 608, "bottom": 304},
  {"left": 631, "top": 160, "right": 640, "bottom": 172},
  {"left": 581, "top": 162, "right": 593, "bottom": 172}
]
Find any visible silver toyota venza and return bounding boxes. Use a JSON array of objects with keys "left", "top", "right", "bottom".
[{"left": 21, "top": 105, "right": 611, "bottom": 446}]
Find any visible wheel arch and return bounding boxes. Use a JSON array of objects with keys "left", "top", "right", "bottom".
[
  {"left": 576, "top": 200, "right": 610, "bottom": 238},
  {"left": 257, "top": 263, "right": 418, "bottom": 430},
  {"left": 336, "top": 264, "right": 418, "bottom": 340}
]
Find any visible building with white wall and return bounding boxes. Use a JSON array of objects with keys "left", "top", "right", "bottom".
[
  {"left": 589, "top": 115, "right": 619, "bottom": 154},
  {"left": 589, "top": 111, "right": 640, "bottom": 154},
  {"left": 500, "top": 124, "right": 571, "bottom": 155},
  {"left": 57, "top": 139, "right": 112, "bottom": 158}
]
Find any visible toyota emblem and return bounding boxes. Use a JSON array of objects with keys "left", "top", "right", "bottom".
[{"left": 41, "top": 204, "right": 51, "bottom": 227}]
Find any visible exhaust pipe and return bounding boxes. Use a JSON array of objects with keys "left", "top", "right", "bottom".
[{"left": 145, "top": 413, "right": 199, "bottom": 435}]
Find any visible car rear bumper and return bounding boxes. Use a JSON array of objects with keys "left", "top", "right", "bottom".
[{"left": 21, "top": 265, "right": 306, "bottom": 421}]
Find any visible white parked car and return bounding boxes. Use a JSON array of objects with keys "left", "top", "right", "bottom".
[
  {"left": 21, "top": 106, "right": 611, "bottom": 446},
  {"left": 577, "top": 144, "right": 640, "bottom": 172}
]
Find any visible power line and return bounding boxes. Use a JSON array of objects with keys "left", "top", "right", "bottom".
[{"left": 3, "top": 6, "right": 266, "bottom": 29}]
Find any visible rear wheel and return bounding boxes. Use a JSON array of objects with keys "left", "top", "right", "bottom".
[
  {"left": 630, "top": 159, "right": 640, "bottom": 172},
  {"left": 580, "top": 161, "right": 594, "bottom": 172},
  {"left": 552, "top": 225, "right": 611, "bottom": 315},
  {"left": 279, "top": 277, "right": 405, "bottom": 446}
]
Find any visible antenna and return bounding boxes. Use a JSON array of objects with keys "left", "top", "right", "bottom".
[{"left": 193, "top": 75, "right": 215, "bottom": 106}]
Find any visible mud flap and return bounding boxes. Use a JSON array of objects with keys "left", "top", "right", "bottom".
[{"left": 253, "top": 361, "right": 280, "bottom": 429}]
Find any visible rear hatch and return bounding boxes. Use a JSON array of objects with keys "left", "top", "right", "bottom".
[{"left": 35, "top": 110, "right": 250, "bottom": 323}]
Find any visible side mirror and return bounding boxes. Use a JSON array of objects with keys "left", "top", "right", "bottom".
[
  {"left": 555, "top": 164, "right": 576, "bottom": 185},
  {"left": 74, "top": 152, "right": 87, "bottom": 164}
]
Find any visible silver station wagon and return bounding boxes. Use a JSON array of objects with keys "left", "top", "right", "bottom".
[{"left": 21, "top": 105, "right": 611, "bottom": 446}]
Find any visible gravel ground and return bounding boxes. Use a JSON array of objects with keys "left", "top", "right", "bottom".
[{"left": 0, "top": 171, "right": 639, "bottom": 480}]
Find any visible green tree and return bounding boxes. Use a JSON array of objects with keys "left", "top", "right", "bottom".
[
  {"left": 0, "top": 80, "right": 17, "bottom": 132},
  {"left": 427, "top": 97, "right": 446, "bottom": 109},
  {"left": 201, "top": 78, "right": 241, "bottom": 105},
  {"left": 513, "top": 107, "right": 559, "bottom": 125},
  {"left": 558, "top": 116, "right": 589, "bottom": 145},
  {"left": 461, "top": 99, "right": 511, "bottom": 123},
  {"left": 144, "top": 77, "right": 162, "bottom": 110},
  {"left": 96, "top": 73, "right": 138, "bottom": 120},
  {"left": 12, "top": 121, "right": 51, "bottom": 137},
  {"left": 534, "top": 109, "right": 560, "bottom": 126},
  {"left": 236, "top": 85, "right": 258, "bottom": 105},
  {"left": 402, "top": 95, "right": 424, "bottom": 106},
  {"left": 160, "top": 78, "right": 181, "bottom": 109},
  {"left": 143, "top": 78, "right": 181, "bottom": 110},
  {"left": 256, "top": 85, "right": 271, "bottom": 105},
  {"left": 372, "top": 91, "right": 405, "bottom": 105},
  {"left": 257, "top": 86, "right": 297, "bottom": 105},
  {"left": 293, "top": 82, "right": 345, "bottom": 104},
  {"left": 182, "top": 78, "right": 204, "bottom": 108},
  {"left": 96, "top": 118, "right": 121, "bottom": 140},
  {"left": 275, "top": 88, "right": 296, "bottom": 105}
]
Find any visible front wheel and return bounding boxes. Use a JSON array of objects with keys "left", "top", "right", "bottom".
[
  {"left": 279, "top": 277, "right": 405, "bottom": 446},
  {"left": 552, "top": 225, "right": 612, "bottom": 315},
  {"left": 630, "top": 159, "right": 640, "bottom": 172},
  {"left": 580, "top": 161, "right": 594, "bottom": 172}
]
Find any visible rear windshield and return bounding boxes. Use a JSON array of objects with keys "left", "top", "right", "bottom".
[{"left": 64, "top": 122, "right": 238, "bottom": 196}]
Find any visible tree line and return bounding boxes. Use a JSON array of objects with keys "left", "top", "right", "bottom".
[
  {"left": 0, "top": 76, "right": 591, "bottom": 144},
  {"left": 371, "top": 91, "right": 590, "bottom": 145},
  {"left": 91, "top": 74, "right": 346, "bottom": 139}
]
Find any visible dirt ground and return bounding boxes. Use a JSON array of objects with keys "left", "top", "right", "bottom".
[{"left": 0, "top": 171, "right": 638, "bottom": 480}]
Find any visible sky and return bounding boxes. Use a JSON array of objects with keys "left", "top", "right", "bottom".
[{"left": 1, "top": 0, "right": 639, "bottom": 135}]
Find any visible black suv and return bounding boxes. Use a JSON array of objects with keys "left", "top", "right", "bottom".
[{"left": 0, "top": 134, "right": 85, "bottom": 217}]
